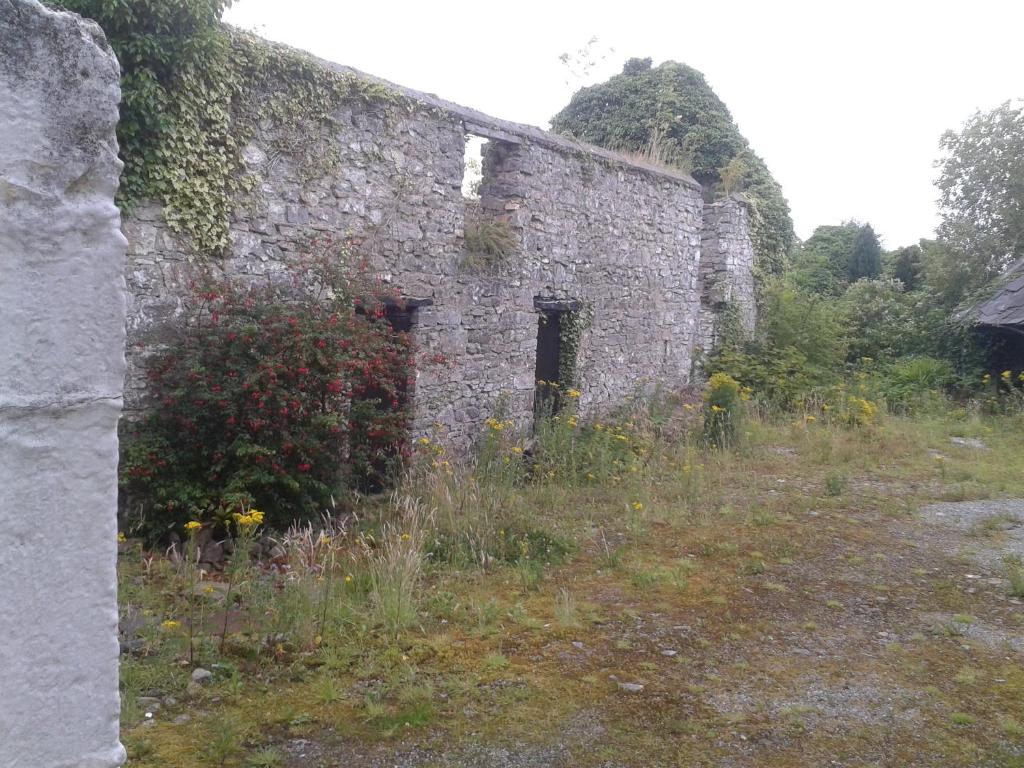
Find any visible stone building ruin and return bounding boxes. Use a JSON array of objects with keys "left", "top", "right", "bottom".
[{"left": 124, "top": 39, "right": 758, "bottom": 450}]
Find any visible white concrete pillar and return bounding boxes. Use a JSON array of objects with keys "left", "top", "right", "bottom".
[{"left": 0, "top": 1, "right": 127, "bottom": 766}]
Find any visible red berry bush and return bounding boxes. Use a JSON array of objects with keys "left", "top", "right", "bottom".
[{"left": 121, "top": 244, "right": 414, "bottom": 536}]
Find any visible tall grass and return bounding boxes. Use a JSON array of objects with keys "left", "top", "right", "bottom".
[{"left": 369, "top": 494, "right": 433, "bottom": 637}]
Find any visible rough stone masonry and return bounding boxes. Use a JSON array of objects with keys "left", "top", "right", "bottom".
[
  {"left": 123, "top": 38, "right": 758, "bottom": 451},
  {"left": 0, "top": 1, "right": 127, "bottom": 766}
]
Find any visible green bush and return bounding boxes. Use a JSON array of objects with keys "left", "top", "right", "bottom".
[
  {"left": 875, "top": 357, "right": 954, "bottom": 413},
  {"left": 702, "top": 373, "right": 743, "bottom": 449},
  {"left": 709, "top": 345, "right": 814, "bottom": 411}
]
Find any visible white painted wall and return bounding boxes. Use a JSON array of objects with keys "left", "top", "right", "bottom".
[{"left": 0, "top": 2, "right": 127, "bottom": 766}]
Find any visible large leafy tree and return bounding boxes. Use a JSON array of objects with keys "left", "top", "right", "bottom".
[
  {"left": 935, "top": 101, "right": 1024, "bottom": 294},
  {"left": 789, "top": 221, "right": 884, "bottom": 295},
  {"left": 887, "top": 244, "right": 923, "bottom": 291},
  {"left": 551, "top": 58, "right": 794, "bottom": 277},
  {"left": 850, "top": 223, "right": 882, "bottom": 281}
]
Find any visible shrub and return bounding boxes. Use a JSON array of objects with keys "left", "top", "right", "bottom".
[
  {"left": 835, "top": 395, "right": 879, "bottom": 427},
  {"left": 876, "top": 356, "right": 954, "bottom": 413},
  {"left": 709, "top": 345, "right": 814, "bottom": 411},
  {"left": 702, "top": 372, "right": 743, "bottom": 449},
  {"left": 120, "top": 244, "right": 414, "bottom": 536},
  {"left": 760, "top": 280, "right": 847, "bottom": 374}
]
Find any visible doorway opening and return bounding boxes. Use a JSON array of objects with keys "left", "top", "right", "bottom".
[{"left": 533, "top": 297, "right": 582, "bottom": 421}]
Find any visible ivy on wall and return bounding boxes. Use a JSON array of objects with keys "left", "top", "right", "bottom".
[
  {"left": 557, "top": 303, "right": 595, "bottom": 390},
  {"left": 49, "top": 0, "right": 404, "bottom": 255}
]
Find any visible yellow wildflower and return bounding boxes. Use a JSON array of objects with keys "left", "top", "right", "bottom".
[
  {"left": 344, "top": 574, "right": 353, "bottom": 583},
  {"left": 806, "top": 415, "right": 816, "bottom": 423},
  {"left": 249, "top": 509, "right": 264, "bottom": 525},
  {"left": 400, "top": 532, "right": 411, "bottom": 541},
  {"left": 117, "top": 532, "right": 126, "bottom": 543},
  {"left": 710, "top": 405, "right": 725, "bottom": 413},
  {"left": 982, "top": 373, "right": 991, "bottom": 384},
  {"left": 161, "top": 619, "right": 180, "bottom": 631},
  {"left": 1001, "top": 370, "right": 1012, "bottom": 381},
  {"left": 184, "top": 520, "right": 202, "bottom": 533},
  {"left": 418, "top": 436, "right": 431, "bottom": 445},
  {"left": 631, "top": 501, "right": 643, "bottom": 511},
  {"left": 511, "top": 446, "right": 523, "bottom": 454},
  {"left": 565, "top": 388, "right": 582, "bottom": 399}
]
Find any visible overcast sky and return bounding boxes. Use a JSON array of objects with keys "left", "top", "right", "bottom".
[{"left": 224, "top": 0, "right": 1023, "bottom": 249}]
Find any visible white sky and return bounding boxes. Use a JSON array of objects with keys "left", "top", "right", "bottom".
[{"left": 224, "top": 0, "right": 1023, "bottom": 249}]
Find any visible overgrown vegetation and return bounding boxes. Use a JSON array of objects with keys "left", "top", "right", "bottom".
[
  {"left": 120, "top": 241, "right": 413, "bottom": 536},
  {"left": 461, "top": 217, "right": 518, "bottom": 270},
  {"left": 551, "top": 57, "right": 795, "bottom": 278},
  {"left": 51, "top": 0, "right": 402, "bottom": 255},
  {"left": 118, "top": 385, "right": 1024, "bottom": 767}
]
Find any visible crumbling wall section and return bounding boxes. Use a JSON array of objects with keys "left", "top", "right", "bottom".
[
  {"left": 0, "top": 1, "right": 127, "bottom": 766},
  {"left": 696, "top": 195, "right": 758, "bottom": 358}
]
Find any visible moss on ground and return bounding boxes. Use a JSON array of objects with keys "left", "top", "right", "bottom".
[{"left": 120, "top": 412, "right": 1024, "bottom": 767}]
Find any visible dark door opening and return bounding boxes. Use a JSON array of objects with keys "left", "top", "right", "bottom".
[
  {"left": 533, "top": 297, "right": 583, "bottom": 421},
  {"left": 534, "top": 309, "right": 563, "bottom": 418}
]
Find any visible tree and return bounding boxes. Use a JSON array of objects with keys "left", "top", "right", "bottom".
[
  {"left": 935, "top": 101, "right": 1024, "bottom": 292},
  {"left": 789, "top": 223, "right": 858, "bottom": 295},
  {"left": 887, "top": 244, "right": 923, "bottom": 291},
  {"left": 551, "top": 58, "right": 794, "bottom": 277},
  {"left": 850, "top": 223, "right": 882, "bottom": 281}
]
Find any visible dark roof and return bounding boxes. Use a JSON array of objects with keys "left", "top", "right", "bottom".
[{"left": 974, "top": 259, "right": 1024, "bottom": 327}]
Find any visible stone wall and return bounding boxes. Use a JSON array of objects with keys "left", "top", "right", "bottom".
[
  {"left": 0, "top": 1, "right": 127, "bottom": 766},
  {"left": 123, "top": 38, "right": 755, "bottom": 450},
  {"left": 697, "top": 195, "right": 758, "bottom": 354}
]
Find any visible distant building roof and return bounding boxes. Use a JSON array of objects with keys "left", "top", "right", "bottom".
[{"left": 973, "top": 259, "right": 1024, "bottom": 328}]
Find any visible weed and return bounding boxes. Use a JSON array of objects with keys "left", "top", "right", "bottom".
[
  {"left": 204, "top": 716, "right": 243, "bottom": 766},
  {"left": 246, "top": 746, "right": 285, "bottom": 767},
  {"left": 824, "top": 471, "right": 847, "bottom": 496},
  {"left": 370, "top": 494, "right": 432, "bottom": 637},
  {"left": 515, "top": 558, "right": 544, "bottom": 592},
  {"left": 1003, "top": 554, "right": 1024, "bottom": 597},
  {"left": 1000, "top": 716, "right": 1024, "bottom": 737},
  {"left": 472, "top": 597, "right": 501, "bottom": 633},
  {"left": 554, "top": 587, "right": 580, "bottom": 628},
  {"left": 315, "top": 674, "right": 342, "bottom": 704},
  {"left": 484, "top": 651, "right": 510, "bottom": 670},
  {"left": 462, "top": 217, "right": 517, "bottom": 269}
]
